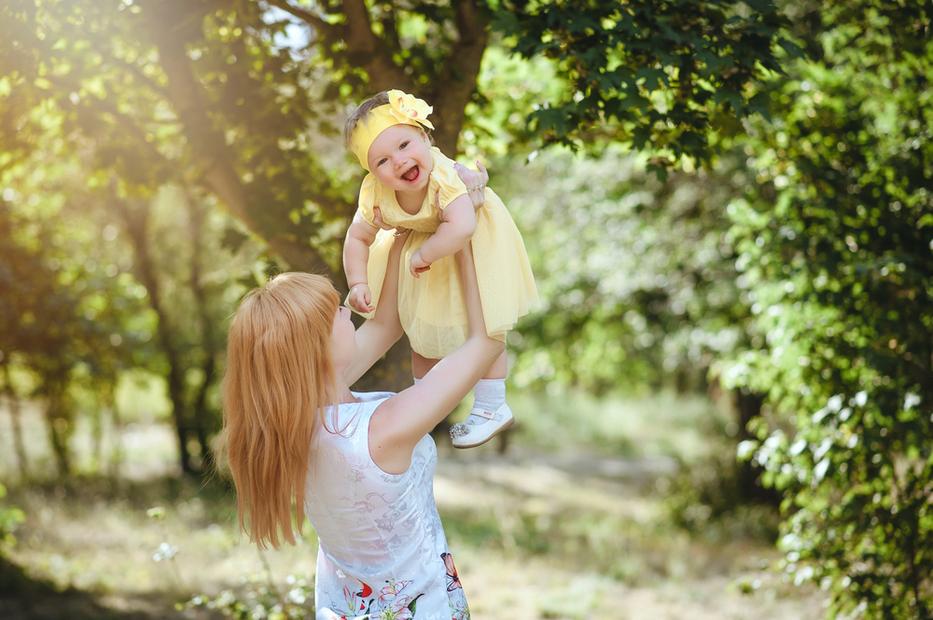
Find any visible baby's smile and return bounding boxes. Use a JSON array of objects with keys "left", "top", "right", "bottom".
[{"left": 401, "top": 164, "right": 420, "bottom": 183}]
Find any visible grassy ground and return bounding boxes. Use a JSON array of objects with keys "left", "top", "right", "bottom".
[{"left": 0, "top": 390, "right": 826, "bottom": 619}]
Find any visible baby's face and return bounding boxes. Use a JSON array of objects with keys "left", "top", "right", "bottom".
[{"left": 367, "top": 124, "right": 433, "bottom": 193}]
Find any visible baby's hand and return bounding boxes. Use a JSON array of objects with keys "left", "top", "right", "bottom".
[
  {"left": 409, "top": 249, "right": 431, "bottom": 278},
  {"left": 348, "top": 283, "right": 374, "bottom": 313}
]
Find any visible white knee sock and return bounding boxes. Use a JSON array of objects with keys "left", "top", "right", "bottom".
[{"left": 472, "top": 378, "right": 506, "bottom": 415}]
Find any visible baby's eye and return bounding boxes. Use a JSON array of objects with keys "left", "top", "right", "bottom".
[
  {"left": 376, "top": 157, "right": 387, "bottom": 167},
  {"left": 400, "top": 141, "right": 409, "bottom": 149}
]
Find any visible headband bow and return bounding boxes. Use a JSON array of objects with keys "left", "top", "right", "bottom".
[{"left": 349, "top": 90, "right": 435, "bottom": 171}]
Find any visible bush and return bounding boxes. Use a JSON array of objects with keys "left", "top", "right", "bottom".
[
  {"left": 722, "top": 3, "right": 932, "bottom": 616},
  {"left": 185, "top": 573, "right": 314, "bottom": 620},
  {"left": 0, "top": 483, "right": 25, "bottom": 553}
]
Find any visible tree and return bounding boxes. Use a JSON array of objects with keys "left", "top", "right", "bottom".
[
  {"left": 723, "top": 2, "right": 932, "bottom": 615},
  {"left": 1, "top": 0, "right": 793, "bottom": 270},
  {"left": 495, "top": 0, "right": 795, "bottom": 168},
  {"left": 0, "top": 0, "right": 795, "bottom": 413},
  {"left": 0, "top": 192, "right": 141, "bottom": 477}
]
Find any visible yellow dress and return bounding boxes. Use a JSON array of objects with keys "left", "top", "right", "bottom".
[{"left": 354, "top": 148, "right": 538, "bottom": 359}]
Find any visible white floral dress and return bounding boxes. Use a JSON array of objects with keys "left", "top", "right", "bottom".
[{"left": 306, "top": 391, "right": 470, "bottom": 620}]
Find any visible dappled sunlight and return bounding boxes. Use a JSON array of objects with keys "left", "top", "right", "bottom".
[
  {"left": 2, "top": 407, "right": 824, "bottom": 619},
  {"left": 2, "top": 1, "right": 927, "bottom": 617}
]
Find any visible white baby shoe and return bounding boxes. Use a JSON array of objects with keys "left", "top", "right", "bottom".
[{"left": 449, "top": 403, "right": 514, "bottom": 449}]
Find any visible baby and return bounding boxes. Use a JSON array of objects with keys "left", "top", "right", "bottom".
[{"left": 343, "top": 90, "right": 537, "bottom": 448}]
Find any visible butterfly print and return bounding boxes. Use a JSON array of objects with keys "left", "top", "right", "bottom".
[{"left": 440, "top": 552, "right": 462, "bottom": 592}]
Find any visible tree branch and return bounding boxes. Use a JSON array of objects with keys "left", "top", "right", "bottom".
[
  {"left": 146, "top": 2, "right": 335, "bottom": 273},
  {"left": 341, "top": 0, "right": 412, "bottom": 91},
  {"left": 379, "top": 6, "right": 401, "bottom": 55},
  {"left": 264, "top": 0, "right": 340, "bottom": 43}
]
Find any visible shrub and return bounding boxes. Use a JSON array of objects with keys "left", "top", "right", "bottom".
[{"left": 722, "top": 3, "right": 932, "bottom": 616}]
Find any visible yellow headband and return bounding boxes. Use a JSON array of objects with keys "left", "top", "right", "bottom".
[{"left": 349, "top": 90, "right": 435, "bottom": 171}]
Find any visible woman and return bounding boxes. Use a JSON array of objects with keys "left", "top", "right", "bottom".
[{"left": 222, "top": 172, "right": 496, "bottom": 619}]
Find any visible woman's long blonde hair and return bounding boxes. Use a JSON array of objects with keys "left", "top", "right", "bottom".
[{"left": 222, "top": 272, "right": 339, "bottom": 548}]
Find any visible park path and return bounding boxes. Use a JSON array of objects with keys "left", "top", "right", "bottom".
[{"left": 433, "top": 449, "right": 824, "bottom": 620}]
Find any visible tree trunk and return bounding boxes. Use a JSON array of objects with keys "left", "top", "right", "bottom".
[
  {"left": 267, "top": 0, "right": 488, "bottom": 157},
  {"left": 733, "top": 387, "right": 779, "bottom": 504},
  {"left": 496, "top": 427, "right": 512, "bottom": 455},
  {"left": 185, "top": 189, "right": 218, "bottom": 471},
  {"left": 91, "top": 387, "right": 105, "bottom": 474},
  {"left": 351, "top": 339, "right": 413, "bottom": 393},
  {"left": 116, "top": 196, "right": 197, "bottom": 476},
  {"left": 425, "top": 1, "right": 489, "bottom": 155},
  {"left": 43, "top": 376, "right": 72, "bottom": 479},
  {"left": 145, "top": 0, "right": 338, "bottom": 275},
  {"left": 1, "top": 363, "right": 29, "bottom": 480},
  {"left": 107, "top": 388, "right": 124, "bottom": 481}
]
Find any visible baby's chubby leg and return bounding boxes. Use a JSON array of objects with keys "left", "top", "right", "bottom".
[
  {"left": 411, "top": 351, "right": 440, "bottom": 380},
  {"left": 483, "top": 350, "right": 507, "bottom": 380}
]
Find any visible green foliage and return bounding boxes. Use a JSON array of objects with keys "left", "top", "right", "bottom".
[
  {"left": 185, "top": 574, "right": 314, "bottom": 620},
  {"left": 0, "top": 0, "right": 350, "bottom": 275},
  {"left": 498, "top": 146, "right": 747, "bottom": 394},
  {"left": 0, "top": 95, "right": 259, "bottom": 474},
  {"left": 0, "top": 176, "right": 147, "bottom": 474},
  {"left": 494, "top": 0, "right": 800, "bottom": 166},
  {"left": 722, "top": 2, "right": 932, "bottom": 616},
  {"left": 0, "top": 483, "right": 25, "bottom": 552}
]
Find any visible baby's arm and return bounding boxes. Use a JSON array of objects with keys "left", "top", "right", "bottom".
[
  {"left": 409, "top": 194, "right": 476, "bottom": 277},
  {"left": 343, "top": 210, "right": 379, "bottom": 312}
]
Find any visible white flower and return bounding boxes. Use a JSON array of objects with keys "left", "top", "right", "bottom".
[
  {"left": 852, "top": 391, "right": 867, "bottom": 407},
  {"left": 152, "top": 542, "right": 178, "bottom": 562}
]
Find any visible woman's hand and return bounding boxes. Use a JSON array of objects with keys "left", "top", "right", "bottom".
[
  {"left": 454, "top": 160, "right": 489, "bottom": 210},
  {"left": 372, "top": 206, "right": 393, "bottom": 230}
]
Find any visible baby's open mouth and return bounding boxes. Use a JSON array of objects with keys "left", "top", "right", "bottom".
[{"left": 401, "top": 165, "right": 420, "bottom": 182}]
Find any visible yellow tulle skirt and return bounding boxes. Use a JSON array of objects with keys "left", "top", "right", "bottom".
[{"left": 361, "top": 188, "right": 538, "bottom": 359}]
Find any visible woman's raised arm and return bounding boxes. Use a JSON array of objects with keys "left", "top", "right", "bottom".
[
  {"left": 369, "top": 244, "right": 504, "bottom": 474},
  {"left": 342, "top": 229, "right": 407, "bottom": 386}
]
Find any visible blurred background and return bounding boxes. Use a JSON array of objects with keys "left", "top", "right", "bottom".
[{"left": 0, "top": 1, "right": 929, "bottom": 619}]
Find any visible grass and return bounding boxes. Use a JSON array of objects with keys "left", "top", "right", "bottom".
[
  {"left": 507, "top": 388, "right": 732, "bottom": 461},
  {"left": 0, "top": 388, "right": 826, "bottom": 619}
]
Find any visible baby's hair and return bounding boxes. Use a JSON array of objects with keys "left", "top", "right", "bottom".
[
  {"left": 344, "top": 91, "right": 389, "bottom": 148},
  {"left": 344, "top": 90, "right": 434, "bottom": 149}
]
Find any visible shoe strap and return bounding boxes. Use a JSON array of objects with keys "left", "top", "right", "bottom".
[{"left": 471, "top": 408, "right": 496, "bottom": 420}]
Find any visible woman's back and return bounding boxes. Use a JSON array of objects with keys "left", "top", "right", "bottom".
[{"left": 306, "top": 391, "right": 470, "bottom": 619}]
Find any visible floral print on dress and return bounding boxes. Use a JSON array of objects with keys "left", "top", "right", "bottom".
[
  {"left": 375, "top": 579, "right": 425, "bottom": 619},
  {"left": 327, "top": 579, "right": 427, "bottom": 620},
  {"left": 441, "top": 553, "right": 470, "bottom": 620},
  {"left": 327, "top": 579, "right": 374, "bottom": 619}
]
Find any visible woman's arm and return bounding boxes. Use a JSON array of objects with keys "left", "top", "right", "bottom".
[
  {"left": 342, "top": 230, "right": 408, "bottom": 386},
  {"left": 370, "top": 244, "right": 504, "bottom": 473}
]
